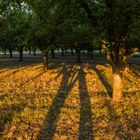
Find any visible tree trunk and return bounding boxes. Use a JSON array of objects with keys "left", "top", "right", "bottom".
[
  {"left": 19, "top": 49, "right": 23, "bottom": 61},
  {"left": 76, "top": 48, "right": 81, "bottom": 63},
  {"left": 9, "top": 49, "right": 13, "bottom": 58},
  {"left": 99, "top": 48, "right": 102, "bottom": 54},
  {"left": 83, "top": 49, "right": 85, "bottom": 54},
  {"left": 71, "top": 49, "right": 74, "bottom": 55},
  {"left": 61, "top": 49, "right": 64, "bottom": 56},
  {"left": 112, "top": 68, "right": 123, "bottom": 102},
  {"left": 64, "top": 49, "right": 67, "bottom": 54},
  {"left": 4, "top": 50, "right": 6, "bottom": 55},
  {"left": 87, "top": 49, "right": 90, "bottom": 57},
  {"left": 33, "top": 49, "right": 36, "bottom": 56},
  {"left": 51, "top": 49, "right": 55, "bottom": 58},
  {"left": 43, "top": 50, "right": 49, "bottom": 70},
  {"left": 29, "top": 48, "right": 31, "bottom": 54},
  {"left": 90, "top": 50, "right": 93, "bottom": 59}
]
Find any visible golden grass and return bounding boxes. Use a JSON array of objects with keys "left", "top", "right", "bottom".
[{"left": 0, "top": 62, "right": 140, "bottom": 139}]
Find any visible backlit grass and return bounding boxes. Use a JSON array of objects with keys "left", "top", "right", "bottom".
[{"left": 0, "top": 62, "right": 140, "bottom": 139}]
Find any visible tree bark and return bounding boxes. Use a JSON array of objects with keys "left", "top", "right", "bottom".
[
  {"left": 71, "top": 49, "right": 74, "bottom": 55},
  {"left": 33, "top": 49, "right": 36, "bottom": 56},
  {"left": 112, "top": 68, "right": 123, "bottom": 102},
  {"left": 51, "top": 49, "right": 55, "bottom": 58},
  {"left": 61, "top": 49, "right": 64, "bottom": 56},
  {"left": 9, "top": 49, "right": 13, "bottom": 58},
  {"left": 90, "top": 49, "right": 93, "bottom": 59},
  {"left": 19, "top": 49, "right": 23, "bottom": 61},
  {"left": 76, "top": 48, "right": 81, "bottom": 63},
  {"left": 64, "top": 49, "right": 67, "bottom": 54},
  {"left": 29, "top": 48, "right": 31, "bottom": 54},
  {"left": 3, "top": 50, "right": 6, "bottom": 55},
  {"left": 87, "top": 49, "right": 90, "bottom": 57},
  {"left": 43, "top": 50, "right": 49, "bottom": 70},
  {"left": 99, "top": 48, "right": 102, "bottom": 54}
]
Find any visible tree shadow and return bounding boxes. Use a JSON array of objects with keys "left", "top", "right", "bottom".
[
  {"left": 94, "top": 66, "right": 112, "bottom": 97},
  {"left": 0, "top": 95, "right": 26, "bottom": 137},
  {"left": 0, "top": 64, "right": 42, "bottom": 80},
  {"left": 78, "top": 65, "right": 94, "bottom": 140},
  {"left": 0, "top": 57, "right": 42, "bottom": 69},
  {"left": 0, "top": 69, "right": 11, "bottom": 74},
  {"left": 0, "top": 69, "right": 46, "bottom": 100},
  {"left": 106, "top": 101, "right": 140, "bottom": 139},
  {"left": 37, "top": 64, "right": 78, "bottom": 140},
  {"left": 129, "top": 64, "right": 140, "bottom": 77}
]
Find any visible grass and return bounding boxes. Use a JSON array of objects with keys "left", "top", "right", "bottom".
[{"left": 0, "top": 60, "right": 140, "bottom": 139}]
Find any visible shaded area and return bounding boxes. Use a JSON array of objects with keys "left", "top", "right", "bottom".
[
  {"left": 38, "top": 64, "right": 94, "bottom": 139},
  {"left": 129, "top": 64, "right": 140, "bottom": 77},
  {"left": 0, "top": 57, "right": 42, "bottom": 69},
  {"left": 38, "top": 64, "right": 78, "bottom": 140},
  {"left": 78, "top": 66, "right": 94, "bottom": 140},
  {"left": 0, "top": 67, "right": 45, "bottom": 100},
  {"left": 0, "top": 69, "right": 10, "bottom": 74},
  {"left": 0, "top": 65, "right": 40, "bottom": 80},
  {"left": 0, "top": 95, "right": 26, "bottom": 137},
  {"left": 106, "top": 102, "right": 140, "bottom": 139},
  {"left": 94, "top": 66, "right": 112, "bottom": 97},
  {"left": 15, "top": 70, "right": 46, "bottom": 89}
]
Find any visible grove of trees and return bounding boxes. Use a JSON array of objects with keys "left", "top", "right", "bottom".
[{"left": 0, "top": 0, "right": 140, "bottom": 102}]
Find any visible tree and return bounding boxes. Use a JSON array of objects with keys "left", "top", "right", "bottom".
[
  {"left": 79, "top": 0, "right": 140, "bottom": 102},
  {"left": 23, "top": 0, "right": 67, "bottom": 69},
  {"left": 0, "top": 0, "right": 32, "bottom": 61}
]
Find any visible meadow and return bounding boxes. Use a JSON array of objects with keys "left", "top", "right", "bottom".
[{"left": 0, "top": 55, "right": 140, "bottom": 140}]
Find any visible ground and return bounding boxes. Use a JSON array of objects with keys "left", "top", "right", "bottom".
[{"left": 0, "top": 53, "right": 140, "bottom": 140}]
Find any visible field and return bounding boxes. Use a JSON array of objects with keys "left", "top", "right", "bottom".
[{"left": 0, "top": 54, "right": 140, "bottom": 140}]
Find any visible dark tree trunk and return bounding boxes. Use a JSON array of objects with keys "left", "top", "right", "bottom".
[
  {"left": 9, "top": 49, "right": 13, "bottom": 58},
  {"left": 4, "top": 50, "right": 6, "bottom": 55},
  {"left": 43, "top": 50, "right": 49, "bottom": 70},
  {"left": 64, "top": 49, "right": 67, "bottom": 54},
  {"left": 76, "top": 48, "right": 81, "bottom": 63},
  {"left": 87, "top": 49, "right": 90, "bottom": 57},
  {"left": 19, "top": 49, "right": 23, "bottom": 61},
  {"left": 61, "top": 49, "right": 64, "bottom": 56},
  {"left": 51, "top": 49, "right": 55, "bottom": 58},
  {"left": 83, "top": 49, "right": 85, "bottom": 54},
  {"left": 71, "top": 49, "right": 74, "bottom": 55},
  {"left": 33, "top": 49, "right": 36, "bottom": 56},
  {"left": 29, "top": 48, "right": 31, "bottom": 54},
  {"left": 99, "top": 48, "right": 102, "bottom": 54},
  {"left": 90, "top": 49, "right": 93, "bottom": 59}
]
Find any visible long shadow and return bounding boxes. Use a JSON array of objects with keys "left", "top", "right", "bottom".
[
  {"left": 9, "top": 70, "right": 46, "bottom": 93},
  {"left": 0, "top": 92, "right": 40, "bottom": 138},
  {"left": 38, "top": 64, "right": 78, "bottom": 140},
  {"left": 106, "top": 102, "right": 130, "bottom": 139},
  {"left": 94, "top": 66, "right": 112, "bottom": 97},
  {"left": 0, "top": 69, "right": 46, "bottom": 101},
  {"left": 0, "top": 69, "right": 11, "bottom": 74},
  {"left": 129, "top": 64, "right": 140, "bottom": 77},
  {"left": 0, "top": 95, "right": 26, "bottom": 137},
  {"left": 0, "top": 64, "right": 41, "bottom": 80},
  {"left": 78, "top": 66, "right": 94, "bottom": 140}
]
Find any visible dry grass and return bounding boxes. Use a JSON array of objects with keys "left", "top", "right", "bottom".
[{"left": 0, "top": 61, "right": 140, "bottom": 140}]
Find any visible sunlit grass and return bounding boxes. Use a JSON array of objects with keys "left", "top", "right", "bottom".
[{"left": 0, "top": 62, "right": 140, "bottom": 139}]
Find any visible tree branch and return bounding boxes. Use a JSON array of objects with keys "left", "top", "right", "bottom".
[{"left": 79, "top": 0, "right": 98, "bottom": 26}]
